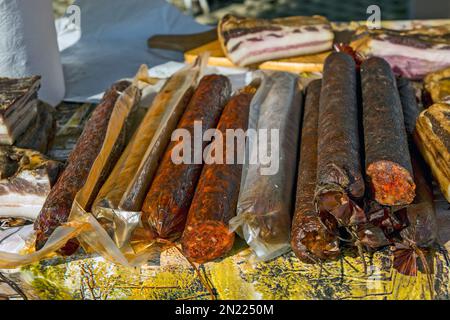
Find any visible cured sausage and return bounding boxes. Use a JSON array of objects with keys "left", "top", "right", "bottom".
[
  {"left": 34, "top": 81, "right": 131, "bottom": 252},
  {"left": 291, "top": 80, "right": 340, "bottom": 262},
  {"left": 181, "top": 83, "right": 257, "bottom": 263},
  {"left": 398, "top": 77, "right": 437, "bottom": 247},
  {"left": 361, "top": 57, "right": 415, "bottom": 206},
  {"left": 118, "top": 60, "right": 203, "bottom": 212},
  {"left": 231, "top": 71, "right": 303, "bottom": 261},
  {"left": 140, "top": 75, "right": 231, "bottom": 240},
  {"left": 315, "top": 52, "right": 364, "bottom": 228},
  {"left": 394, "top": 77, "right": 438, "bottom": 276},
  {"left": 397, "top": 77, "right": 420, "bottom": 136},
  {"left": 92, "top": 60, "right": 202, "bottom": 248}
]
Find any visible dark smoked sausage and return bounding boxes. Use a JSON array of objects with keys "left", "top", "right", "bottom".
[
  {"left": 393, "top": 77, "right": 437, "bottom": 276},
  {"left": 361, "top": 57, "right": 415, "bottom": 206},
  {"left": 315, "top": 52, "right": 365, "bottom": 227},
  {"left": 180, "top": 83, "right": 257, "bottom": 263},
  {"left": 140, "top": 75, "right": 231, "bottom": 241},
  {"left": 291, "top": 80, "right": 340, "bottom": 262},
  {"left": 34, "top": 81, "right": 131, "bottom": 253}
]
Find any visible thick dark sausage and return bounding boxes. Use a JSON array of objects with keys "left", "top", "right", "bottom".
[
  {"left": 393, "top": 77, "right": 437, "bottom": 276},
  {"left": 291, "top": 80, "right": 340, "bottom": 262},
  {"left": 140, "top": 75, "right": 231, "bottom": 240},
  {"left": 315, "top": 52, "right": 365, "bottom": 227},
  {"left": 398, "top": 77, "right": 437, "bottom": 247},
  {"left": 181, "top": 83, "right": 257, "bottom": 263},
  {"left": 361, "top": 57, "right": 415, "bottom": 206},
  {"left": 34, "top": 81, "right": 131, "bottom": 252}
]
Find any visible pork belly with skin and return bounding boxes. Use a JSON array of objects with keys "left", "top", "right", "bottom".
[
  {"left": 218, "top": 15, "right": 334, "bottom": 67},
  {"left": 352, "top": 27, "right": 450, "bottom": 79},
  {"left": 0, "top": 146, "right": 62, "bottom": 220}
]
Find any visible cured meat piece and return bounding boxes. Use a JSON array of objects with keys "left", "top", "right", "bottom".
[
  {"left": 352, "top": 26, "right": 450, "bottom": 79},
  {"left": 140, "top": 75, "right": 231, "bottom": 240},
  {"left": 399, "top": 158, "right": 437, "bottom": 247},
  {"left": 119, "top": 60, "right": 203, "bottom": 212},
  {"left": 0, "top": 76, "right": 40, "bottom": 145},
  {"left": 218, "top": 14, "right": 333, "bottom": 67},
  {"left": 0, "top": 146, "right": 62, "bottom": 220},
  {"left": 181, "top": 83, "right": 257, "bottom": 263},
  {"left": 393, "top": 77, "right": 438, "bottom": 276},
  {"left": 315, "top": 52, "right": 364, "bottom": 228},
  {"left": 231, "top": 71, "right": 302, "bottom": 261},
  {"left": 34, "top": 80, "right": 131, "bottom": 251},
  {"left": 15, "top": 102, "right": 55, "bottom": 154},
  {"left": 92, "top": 60, "right": 203, "bottom": 248},
  {"left": 75, "top": 84, "right": 141, "bottom": 211},
  {"left": 424, "top": 66, "right": 450, "bottom": 104},
  {"left": 341, "top": 79, "right": 420, "bottom": 251},
  {"left": 291, "top": 80, "right": 340, "bottom": 263},
  {"left": 415, "top": 102, "right": 450, "bottom": 202},
  {"left": 397, "top": 77, "right": 421, "bottom": 136},
  {"left": 361, "top": 57, "right": 415, "bottom": 206}
]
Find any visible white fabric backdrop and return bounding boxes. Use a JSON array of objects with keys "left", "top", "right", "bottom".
[{"left": 57, "top": 0, "right": 211, "bottom": 102}]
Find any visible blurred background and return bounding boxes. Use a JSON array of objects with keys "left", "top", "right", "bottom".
[{"left": 53, "top": 0, "right": 450, "bottom": 22}]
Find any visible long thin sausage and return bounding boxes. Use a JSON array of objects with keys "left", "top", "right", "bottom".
[
  {"left": 393, "top": 77, "right": 437, "bottom": 276},
  {"left": 231, "top": 71, "right": 303, "bottom": 261},
  {"left": 315, "top": 52, "right": 364, "bottom": 227},
  {"left": 397, "top": 77, "right": 437, "bottom": 248},
  {"left": 291, "top": 80, "right": 340, "bottom": 262}
]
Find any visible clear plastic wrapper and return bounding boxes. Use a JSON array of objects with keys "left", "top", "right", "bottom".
[
  {"left": 0, "top": 68, "right": 144, "bottom": 267},
  {"left": 91, "top": 57, "right": 205, "bottom": 249},
  {"left": 74, "top": 84, "right": 141, "bottom": 212},
  {"left": 230, "top": 70, "right": 303, "bottom": 261}
]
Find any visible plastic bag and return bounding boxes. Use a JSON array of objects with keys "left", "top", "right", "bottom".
[
  {"left": 0, "top": 74, "right": 141, "bottom": 268},
  {"left": 91, "top": 56, "right": 206, "bottom": 248},
  {"left": 230, "top": 70, "right": 303, "bottom": 261}
]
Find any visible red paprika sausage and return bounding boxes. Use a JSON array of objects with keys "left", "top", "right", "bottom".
[
  {"left": 140, "top": 75, "right": 231, "bottom": 240},
  {"left": 181, "top": 83, "right": 257, "bottom": 263}
]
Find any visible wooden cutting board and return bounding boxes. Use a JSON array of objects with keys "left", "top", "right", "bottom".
[{"left": 184, "top": 39, "right": 331, "bottom": 73}]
